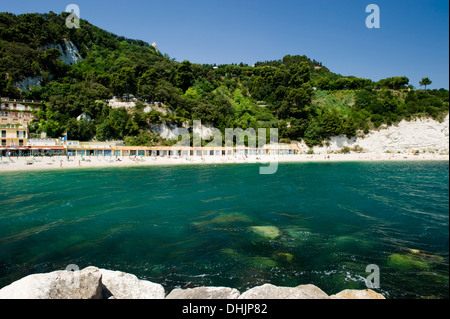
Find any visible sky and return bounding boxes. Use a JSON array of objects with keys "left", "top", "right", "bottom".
[{"left": 1, "top": 0, "right": 449, "bottom": 89}]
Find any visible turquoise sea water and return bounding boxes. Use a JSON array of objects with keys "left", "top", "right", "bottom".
[{"left": 0, "top": 161, "right": 448, "bottom": 298}]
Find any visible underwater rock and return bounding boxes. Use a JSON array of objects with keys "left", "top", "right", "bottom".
[
  {"left": 403, "top": 248, "right": 445, "bottom": 264},
  {"left": 275, "top": 252, "right": 294, "bottom": 263},
  {"left": 192, "top": 213, "right": 252, "bottom": 228},
  {"left": 284, "top": 226, "right": 311, "bottom": 240},
  {"left": 387, "top": 248, "right": 445, "bottom": 271},
  {"left": 247, "top": 257, "right": 277, "bottom": 269},
  {"left": 220, "top": 248, "right": 277, "bottom": 269},
  {"left": 387, "top": 254, "right": 430, "bottom": 271},
  {"left": 220, "top": 248, "right": 241, "bottom": 259},
  {"left": 250, "top": 226, "right": 281, "bottom": 240},
  {"left": 334, "top": 235, "right": 372, "bottom": 249}
]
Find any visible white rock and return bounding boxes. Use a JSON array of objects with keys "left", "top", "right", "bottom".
[
  {"left": 238, "top": 283, "right": 329, "bottom": 299},
  {"left": 42, "top": 41, "right": 83, "bottom": 65},
  {"left": 166, "top": 287, "right": 241, "bottom": 299},
  {"left": 330, "top": 289, "right": 386, "bottom": 299},
  {"left": 298, "top": 114, "right": 450, "bottom": 154},
  {"left": 149, "top": 122, "right": 182, "bottom": 140},
  {"left": 15, "top": 76, "right": 44, "bottom": 91},
  {"left": 99, "top": 269, "right": 165, "bottom": 299},
  {"left": 0, "top": 266, "right": 103, "bottom": 299}
]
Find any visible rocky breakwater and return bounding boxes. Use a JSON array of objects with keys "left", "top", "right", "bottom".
[{"left": 0, "top": 266, "right": 385, "bottom": 299}]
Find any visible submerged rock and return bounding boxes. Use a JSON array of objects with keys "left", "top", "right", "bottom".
[
  {"left": 387, "top": 253, "right": 430, "bottom": 271},
  {"left": 250, "top": 226, "right": 281, "bottom": 240},
  {"left": 220, "top": 248, "right": 277, "bottom": 269},
  {"left": 192, "top": 213, "right": 253, "bottom": 228},
  {"left": 334, "top": 235, "right": 372, "bottom": 249},
  {"left": 387, "top": 248, "right": 445, "bottom": 271},
  {"left": 284, "top": 226, "right": 312, "bottom": 240},
  {"left": 247, "top": 257, "right": 277, "bottom": 269},
  {"left": 403, "top": 248, "right": 445, "bottom": 264},
  {"left": 220, "top": 248, "right": 240, "bottom": 258},
  {"left": 274, "top": 252, "right": 294, "bottom": 263}
]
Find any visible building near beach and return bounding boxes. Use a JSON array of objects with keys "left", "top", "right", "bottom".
[
  {"left": 0, "top": 98, "right": 35, "bottom": 155},
  {"left": 65, "top": 142, "right": 300, "bottom": 158},
  {"left": 0, "top": 97, "right": 41, "bottom": 127},
  {"left": 0, "top": 97, "right": 41, "bottom": 148},
  {"left": 0, "top": 124, "right": 28, "bottom": 148}
]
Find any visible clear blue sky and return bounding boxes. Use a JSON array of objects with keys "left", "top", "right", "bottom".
[{"left": 2, "top": 0, "right": 449, "bottom": 89}]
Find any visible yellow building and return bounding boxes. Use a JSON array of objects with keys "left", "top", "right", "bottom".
[
  {"left": 0, "top": 124, "right": 28, "bottom": 147},
  {"left": 0, "top": 97, "right": 41, "bottom": 156}
]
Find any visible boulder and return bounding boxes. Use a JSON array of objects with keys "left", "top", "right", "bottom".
[
  {"left": 238, "top": 283, "right": 329, "bottom": 299},
  {"left": 99, "top": 269, "right": 165, "bottom": 299},
  {"left": 250, "top": 226, "right": 281, "bottom": 240},
  {"left": 166, "top": 287, "right": 241, "bottom": 299},
  {"left": 330, "top": 289, "right": 386, "bottom": 299},
  {"left": 0, "top": 266, "right": 387, "bottom": 300},
  {"left": 0, "top": 266, "right": 103, "bottom": 299}
]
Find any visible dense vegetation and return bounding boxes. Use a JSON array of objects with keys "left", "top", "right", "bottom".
[{"left": 1, "top": 12, "right": 448, "bottom": 147}]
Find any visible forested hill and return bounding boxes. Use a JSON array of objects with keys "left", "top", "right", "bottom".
[{"left": 1, "top": 12, "right": 448, "bottom": 147}]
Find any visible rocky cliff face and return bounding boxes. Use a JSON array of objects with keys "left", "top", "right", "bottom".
[
  {"left": 0, "top": 266, "right": 386, "bottom": 300},
  {"left": 15, "top": 40, "right": 83, "bottom": 91},
  {"left": 298, "top": 114, "right": 449, "bottom": 154},
  {"left": 42, "top": 40, "right": 83, "bottom": 65}
]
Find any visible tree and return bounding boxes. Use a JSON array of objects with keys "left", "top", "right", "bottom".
[
  {"left": 342, "top": 116, "right": 358, "bottom": 138},
  {"left": 110, "top": 67, "right": 137, "bottom": 99},
  {"left": 419, "top": 77, "right": 432, "bottom": 90},
  {"left": 288, "top": 62, "right": 310, "bottom": 88},
  {"left": 377, "top": 77, "right": 409, "bottom": 90},
  {"left": 320, "top": 109, "right": 343, "bottom": 138},
  {"left": 175, "top": 60, "right": 194, "bottom": 93},
  {"left": 304, "top": 121, "right": 322, "bottom": 147}
]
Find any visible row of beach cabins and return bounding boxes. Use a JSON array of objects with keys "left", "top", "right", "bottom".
[{"left": 1, "top": 141, "right": 300, "bottom": 159}]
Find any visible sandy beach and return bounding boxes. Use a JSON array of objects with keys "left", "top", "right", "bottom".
[{"left": 1, "top": 153, "right": 448, "bottom": 173}]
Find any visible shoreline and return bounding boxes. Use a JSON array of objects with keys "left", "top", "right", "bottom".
[
  {"left": 0, "top": 266, "right": 386, "bottom": 299},
  {"left": 1, "top": 153, "right": 448, "bottom": 173}
]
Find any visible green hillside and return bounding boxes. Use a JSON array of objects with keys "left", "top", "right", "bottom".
[{"left": 1, "top": 12, "right": 448, "bottom": 147}]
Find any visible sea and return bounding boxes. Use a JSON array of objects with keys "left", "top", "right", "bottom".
[{"left": 0, "top": 161, "right": 448, "bottom": 298}]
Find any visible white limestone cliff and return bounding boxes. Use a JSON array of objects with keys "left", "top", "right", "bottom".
[{"left": 298, "top": 114, "right": 449, "bottom": 154}]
